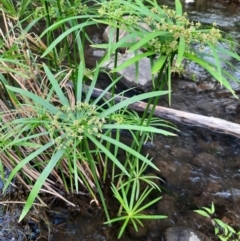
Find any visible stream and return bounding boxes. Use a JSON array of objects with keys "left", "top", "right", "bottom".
[
  {"left": 0, "top": 0, "right": 240, "bottom": 240},
  {"left": 49, "top": 1, "right": 240, "bottom": 240}
]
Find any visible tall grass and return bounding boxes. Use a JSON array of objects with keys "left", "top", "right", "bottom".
[{"left": 0, "top": 0, "right": 240, "bottom": 237}]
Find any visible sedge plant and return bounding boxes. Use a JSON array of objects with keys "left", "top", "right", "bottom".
[
  {"left": 89, "top": 0, "right": 240, "bottom": 234},
  {"left": 0, "top": 61, "right": 175, "bottom": 222},
  {"left": 1, "top": 0, "right": 240, "bottom": 238}
]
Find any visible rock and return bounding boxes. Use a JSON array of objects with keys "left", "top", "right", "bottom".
[
  {"left": 191, "top": 152, "right": 221, "bottom": 172},
  {"left": 182, "top": 58, "right": 212, "bottom": 83},
  {"left": 231, "top": 188, "right": 240, "bottom": 203},
  {"left": 157, "top": 194, "right": 178, "bottom": 228},
  {"left": 224, "top": 103, "right": 239, "bottom": 115},
  {"left": 205, "top": 178, "right": 222, "bottom": 193},
  {"left": 102, "top": 51, "right": 153, "bottom": 92},
  {"left": 178, "top": 79, "right": 217, "bottom": 93},
  {"left": 196, "top": 140, "right": 224, "bottom": 154},
  {"left": 155, "top": 160, "right": 192, "bottom": 185},
  {"left": 101, "top": 17, "right": 154, "bottom": 92},
  {"left": 170, "top": 147, "right": 193, "bottom": 161},
  {"left": 180, "top": 42, "right": 240, "bottom": 92},
  {"left": 163, "top": 226, "right": 211, "bottom": 241}
]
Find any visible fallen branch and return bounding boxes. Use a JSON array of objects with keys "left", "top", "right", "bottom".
[{"left": 85, "top": 85, "right": 240, "bottom": 138}]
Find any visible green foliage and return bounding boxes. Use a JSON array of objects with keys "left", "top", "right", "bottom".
[
  {"left": 0, "top": 0, "right": 34, "bottom": 20},
  {"left": 1, "top": 62, "right": 174, "bottom": 222},
  {"left": 105, "top": 153, "right": 167, "bottom": 238},
  {"left": 106, "top": 183, "right": 166, "bottom": 238},
  {"left": 93, "top": 0, "right": 239, "bottom": 97},
  {"left": 0, "top": 0, "right": 240, "bottom": 238},
  {"left": 194, "top": 203, "right": 240, "bottom": 241}
]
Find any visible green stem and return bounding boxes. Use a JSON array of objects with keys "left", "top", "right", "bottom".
[
  {"left": 83, "top": 139, "right": 110, "bottom": 222},
  {"left": 44, "top": 0, "right": 58, "bottom": 70}
]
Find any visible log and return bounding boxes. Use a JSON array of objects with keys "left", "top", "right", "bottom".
[{"left": 85, "top": 85, "right": 240, "bottom": 138}]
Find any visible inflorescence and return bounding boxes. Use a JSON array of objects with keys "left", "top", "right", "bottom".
[
  {"left": 98, "top": 1, "right": 222, "bottom": 55},
  {"left": 46, "top": 102, "right": 106, "bottom": 150}
]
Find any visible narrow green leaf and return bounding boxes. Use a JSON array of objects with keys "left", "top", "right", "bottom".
[
  {"left": 152, "top": 55, "right": 168, "bottom": 74},
  {"left": 100, "top": 134, "right": 159, "bottom": 171},
  {"left": 128, "top": 32, "right": 170, "bottom": 52},
  {"left": 104, "top": 216, "right": 128, "bottom": 224},
  {"left": 99, "top": 90, "right": 169, "bottom": 118},
  {"left": 103, "top": 124, "right": 175, "bottom": 136},
  {"left": 6, "top": 85, "right": 59, "bottom": 114},
  {"left": 208, "top": 43, "right": 222, "bottom": 86},
  {"left": 111, "top": 184, "right": 127, "bottom": 209},
  {"left": 118, "top": 219, "right": 130, "bottom": 239},
  {"left": 134, "top": 195, "right": 162, "bottom": 214},
  {"left": 225, "top": 224, "right": 236, "bottom": 234},
  {"left": 43, "top": 64, "right": 69, "bottom": 106},
  {"left": 92, "top": 32, "right": 144, "bottom": 52},
  {"left": 168, "top": 58, "right": 172, "bottom": 105},
  {"left": 76, "top": 62, "right": 84, "bottom": 103},
  {"left": 202, "top": 206, "right": 212, "bottom": 214},
  {"left": 216, "top": 46, "right": 240, "bottom": 62},
  {"left": 130, "top": 179, "right": 137, "bottom": 210},
  {"left": 176, "top": 36, "right": 185, "bottom": 67},
  {"left": 12, "top": 142, "right": 42, "bottom": 148},
  {"left": 175, "top": 0, "right": 183, "bottom": 16},
  {"left": 211, "top": 202, "right": 215, "bottom": 214},
  {"left": 87, "top": 135, "right": 129, "bottom": 177},
  {"left": 218, "top": 235, "right": 227, "bottom": 241},
  {"left": 41, "top": 21, "right": 96, "bottom": 57},
  {"left": 194, "top": 210, "right": 210, "bottom": 218},
  {"left": 214, "top": 219, "right": 228, "bottom": 230},
  {"left": 24, "top": 17, "right": 42, "bottom": 32},
  {"left": 133, "top": 215, "right": 167, "bottom": 219},
  {"left": 40, "top": 15, "right": 98, "bottom": 37},
  {"left": 3, "top": 141, "right": 54, "bottom": 193},
  {"left": 184, "top": 52, "right": 236, "bottom": 97},
  {"left": 112, "top": 51, "right": 155, "bottom": 73},
  {"left": 19, "top": 149, "right": 64, "bottom": 221},
  {"left": 215, "top": 226, "right": 220, "bottom": 235},
  {"left": 84, "top": 63, "right": 99, "bottom": 103}
]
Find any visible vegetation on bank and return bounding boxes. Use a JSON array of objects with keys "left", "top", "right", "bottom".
[{"left": 0, "top": 0, "right": 240, "bottom": 238}]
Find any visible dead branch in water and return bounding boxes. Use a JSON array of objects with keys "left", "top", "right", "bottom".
[{"left": 84, "top": 85, "right": 240, "bottom": 138}]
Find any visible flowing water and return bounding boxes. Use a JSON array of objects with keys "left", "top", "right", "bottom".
[{"left": 49, "top": 1, "right": 240, "bottom": 240}]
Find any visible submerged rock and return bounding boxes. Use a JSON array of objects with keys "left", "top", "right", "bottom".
[
  {"left": 231, "top": 188, "right": 240, "bottom": 203},
  {"left": 163, "top": 226, "right": 210, "bottom": 241},
  {"left": 191, "top": 152, "right": 221, "bottom": 173},
  {"left": 154, "top": 159, "right": 192, "bottom": 185}
]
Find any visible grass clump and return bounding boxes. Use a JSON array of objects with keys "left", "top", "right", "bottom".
[{"left": 0, "top": 0, "right": 240, "bottom": 238}]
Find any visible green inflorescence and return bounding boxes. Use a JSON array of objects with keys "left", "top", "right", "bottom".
[{"left": 45, "top": 102, "right": 106, "bottom": 149}]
